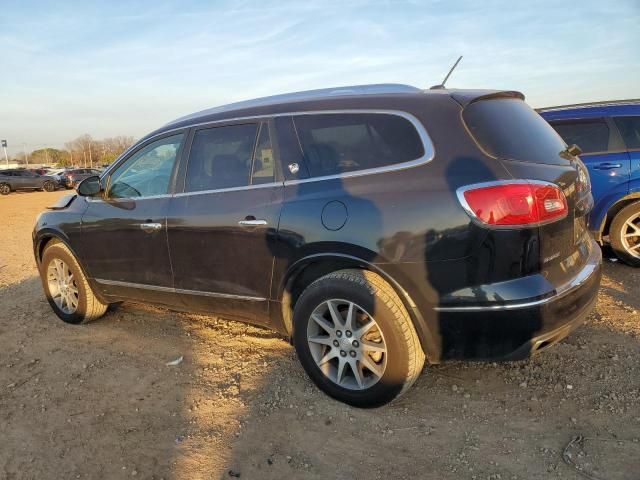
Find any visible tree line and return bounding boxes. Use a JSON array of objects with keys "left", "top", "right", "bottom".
[{"left": 12, "top": 134, "right": 136, "bottom": 167}]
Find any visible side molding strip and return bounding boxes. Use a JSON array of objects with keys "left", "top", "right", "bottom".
[{"left": 94, "top": 278, "right": 266, "bottom": 302}]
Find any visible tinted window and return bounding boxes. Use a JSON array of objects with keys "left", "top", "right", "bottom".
[
  {"left": 109, "top": 133, "right": 183, "bottom": 199},
  {"left": 551, "top": 121, "right": 610, "bottom": 154},
  {"left": 614, "top": 116, "right": 640, "bottom": 149},
  {"left": 252, "top": 123, "right": 275, "bottom": 184},
  {"left": 185, "top": 123, "right": 258, "bottom": 192},
  {"left": 293, "top": 113, "right": 424, "bottom": 177},
  {"left": 463, "top": 99, "right": 568, "bottom": 164}
]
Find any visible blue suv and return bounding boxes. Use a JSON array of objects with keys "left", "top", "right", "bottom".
[{"left": 540, "top": 100, "right": 640, "bottom": 266}]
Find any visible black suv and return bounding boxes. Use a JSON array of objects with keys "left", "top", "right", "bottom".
[{"left": 33, "top": 84, "right": 601, "bottom": 407}]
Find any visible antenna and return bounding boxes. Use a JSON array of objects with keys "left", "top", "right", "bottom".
[{"left": 430, "top": 55, "right": 463, "bottom": 90}]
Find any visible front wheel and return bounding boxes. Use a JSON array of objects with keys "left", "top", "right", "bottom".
[
  {"left": 293, "top": 269, "right": 425, "bottom": 408},
  {"left": 40, "top": 241, "right": 108, "bottom": 323},
  {"left": 610, "top": 202, "right": 640, "bottom": 267},
  {"left": 0, "top": 183, "right": 10, "bottom": 195},
  {"left": 43, "top": 181, "right": 56, "bottom": 192}
]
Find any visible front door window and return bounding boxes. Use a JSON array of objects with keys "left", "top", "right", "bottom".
[{"left": 109, "top": 134, "right": 184, "bottom": 199}]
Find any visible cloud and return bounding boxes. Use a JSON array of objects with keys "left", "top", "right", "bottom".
[{"left": 0, "top": 0, "right": 638, "bottom": 152}]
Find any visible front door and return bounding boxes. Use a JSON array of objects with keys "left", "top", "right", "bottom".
[
  {"left": 79, "top": 132, "right": 186, "bottom": 304},
  {"left": 167, "top": 121, "right": 282, "bottom": 325}
]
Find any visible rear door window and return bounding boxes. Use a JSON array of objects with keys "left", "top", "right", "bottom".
[
  {"left": 292, "top": 113, "right": 425, "bottom": 177},
  {"left": 463, "top": 98, "right": 569, "bottom": 164},
  {"left": 551, "top": 121, "right": 610, "bottom": 154},
  {"left": 185, "top": 123, "right": 259, "bottom": 192},
  {"left": 613, "top": 116, "right": 640, "bottom": 149}
]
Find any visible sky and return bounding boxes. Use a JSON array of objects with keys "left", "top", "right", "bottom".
[{"left": 0, "top": 0, "right": 638, "bottom": 157}]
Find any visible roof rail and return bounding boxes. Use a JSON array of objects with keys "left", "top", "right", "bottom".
[{"left": 537, "top": 99, "right": 640, "bottom": 112}]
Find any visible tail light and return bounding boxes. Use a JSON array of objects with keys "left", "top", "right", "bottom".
[
  {"left": 575, "top": 159, "right": 591, "bottom": 195},
  {"left": 457, "top": 181, "right": 568, "bottom": 227}
]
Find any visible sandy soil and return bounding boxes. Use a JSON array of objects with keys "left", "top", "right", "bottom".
[{"left": 1, "top": 191, "right": 639, "bottom": 480}]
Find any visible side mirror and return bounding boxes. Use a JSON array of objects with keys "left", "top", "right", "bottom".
[
  {"left": 567, "top": 144, "right": 582, "bottom": 157},
  {"left": 76, "top": 175, "right": 102, "bottom": 197}
]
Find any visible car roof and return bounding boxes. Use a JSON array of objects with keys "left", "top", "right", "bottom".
[
  {"left": 538, "top": 99, "right": 640, "bottom": 120},
  {"left": 154, "top": 84, "right": 523, "bottom": 136}
]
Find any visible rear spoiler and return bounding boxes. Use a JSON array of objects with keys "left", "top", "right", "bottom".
[{"left": 447, "top": 90, "right": 525, "bottom": 108}]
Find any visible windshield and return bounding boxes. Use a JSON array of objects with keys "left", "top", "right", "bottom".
[{"left": 463, "top": 98, "right": 569, "bottom": 165}]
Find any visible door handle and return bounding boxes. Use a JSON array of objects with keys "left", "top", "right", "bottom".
[
  {"left": 140, "top": 222, "right": 162, "bottom": 233},
  {"left": 593, "top": 163, "right": 622, "bottom": 170},
  {"left": 238, "top": 218, "right": 267, "bottom": 226}
]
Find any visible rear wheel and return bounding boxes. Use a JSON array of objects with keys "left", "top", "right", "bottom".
[
  {"left": 0, "top": 183, "right": 10, "bottom": 195},
  {"left": 43, "top": 181, "right": 56, "bottom": 192},
  {"left": 293, "top": 269, "right": 425, "bottom": 408},
  {"left": 40, "top": 241, "right": 108, "bottom": 323},
  {"left": 610, "top": 202, "right": 640, "bottom": 267}
]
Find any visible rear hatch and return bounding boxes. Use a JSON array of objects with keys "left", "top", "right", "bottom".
[{"left": 460, "top": 94, "right": 593, "bottom": 287}]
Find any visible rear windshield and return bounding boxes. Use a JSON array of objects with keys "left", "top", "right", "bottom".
[{"left": 463, "top": 98, "right": 568, "bottom": 164}]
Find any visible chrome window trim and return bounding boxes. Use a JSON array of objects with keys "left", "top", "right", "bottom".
[
  {"left": 87, "top": 182, "right": 283, "bottom": 202},
  {"left": 100, "top": 109, "right": 435, "bottom": 188},
  {"left": 86, "top": 193, "right": 172, "bottom": 203},
  {"left": 94, "top": 278, "right": 267, "bottom": 301},
  {"left": 173, "top": 180, "right": 283, "bottom": 198}
]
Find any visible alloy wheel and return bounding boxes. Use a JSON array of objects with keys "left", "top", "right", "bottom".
[
  {"left": 621, "top": 212, "right": 640, "bottom": 259},
  {"left": 47, "top": 258, "right": 79, "bottom": 314},
  {"left": 0, "top": 184, "right": 9, "bottom": 195},
  {"left": 307, "top": 299, "right": 387, "bottom": 390}
]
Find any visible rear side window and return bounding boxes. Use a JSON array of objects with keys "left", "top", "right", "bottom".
[
  {"left": 293, "top": 113, "right": 424, "bottom": 177},
  {"left": 463, "top": 99, "right": 568, "bottom": 164},
  {"left": 614, "top": 116, "right": 640, "bottom": 149},
  {"left": 185, "top": 124, "right": 258, "bottom": 192},
  {"left": 551, "top": 121, "right": 610, "bottom": 154}
]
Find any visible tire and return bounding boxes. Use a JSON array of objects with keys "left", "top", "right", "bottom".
[
  {"left": 292, "top": 269, "right": 425, "bottom": 408},
  {"left": 40, "top": 240, "right": 108, "bottom": 324},
  {"left": 0, "top": 183, "right": 10, "bottom": 195},
  {"left": 610, "top": 201, "right": 640, "bottom": 267},
  {"left": 43, "top": 181, "right": 56, "bottom": 192}
]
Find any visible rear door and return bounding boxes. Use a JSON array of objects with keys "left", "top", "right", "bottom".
[
  {"left": 613, "top": 116, "right": 640, "bottom": 190},
  {"left": 12, "top": 170, "right": 33, "bottom": 189},
  {"left": 549, "top": 118, "right": 630, "bottom": 208},
  {"left": 167, "top": 120, "right": 282, "bottom": 325}
]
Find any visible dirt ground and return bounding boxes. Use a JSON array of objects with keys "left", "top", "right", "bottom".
[{"left": 1, "top": 190, "right": 639, "bottom": 480}]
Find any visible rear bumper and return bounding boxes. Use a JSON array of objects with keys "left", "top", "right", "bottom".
[{"left": 436, "top": 239, "right": 602, "bottom": 360}]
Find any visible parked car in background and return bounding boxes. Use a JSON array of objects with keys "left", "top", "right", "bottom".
[
  {"left": 0, "top": 168, "right": 59, "bottom": 194},
  {"left": 34, "top": 84, "right": 601, "bottom": 407},
  {"left": 45, "top": 168, "right": 72, "bottom": 187},
  {"left": 61, "top": 168, "right": 103, "bottom": 189},
  {"left": 540, "top": 100, "right": 640, "bottom": 266}
]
